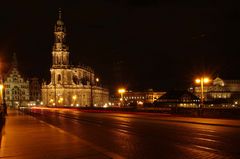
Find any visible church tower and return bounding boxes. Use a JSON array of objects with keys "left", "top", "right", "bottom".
[
  {"left": 52, "top": 9, "right": 69, "bottom": 68},
  {"left": 42, "top": 10, "right": 109, "bottom": 107},
  {"left": 50, "top": 9, "right": 72, "bottom": 85}
]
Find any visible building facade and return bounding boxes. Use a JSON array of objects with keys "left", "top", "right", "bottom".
[
  {"left": 115, "top": 89, "right": 166, "bottom": 107},
  {"left": 42, "top": 10, "right": 109, "bottom": 107},
  {"left": 154, "top": 91, "right": 200, "bottom": 108},
  {"left": 194, "top": 77, "right": 240, "bottom": 105},
  {"left": 29, "top": 77, "right": 42, "bottom": 104},
  {"left": 4, "top": 53, "right": 30, "bottom": 107}
]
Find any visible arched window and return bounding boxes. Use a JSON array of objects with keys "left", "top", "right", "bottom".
[{"left": 58, "top": 74, "right": 61, "bottom": 83}]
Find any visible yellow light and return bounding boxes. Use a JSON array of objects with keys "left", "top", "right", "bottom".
[
  {"left": 58, "top": 97, "right": 63, "bottom": 103},
  {"left": 72, "top": 95, "right": 77, "bottom": 100},
  {"left": 195, "top": 79, "right": 201, "bottom": 84},
  {"left": 49, "top": 99, "right": 54, "bottom": 103},
  {"left": 118, "top": 88, "right": 126, "bottom": 94},
  {"left": 96, "top": 78, "right": 99, "bottom": 82},
  {"left": 203, "top": 78, "right": 209, "bottom": 83},
  {"left": 0, "top": 84, "right": 3, "bottom": 90}
]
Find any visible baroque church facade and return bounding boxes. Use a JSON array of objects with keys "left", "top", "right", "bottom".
[{"left": 42, "top": 11, "right": 109, "bottom": 107}]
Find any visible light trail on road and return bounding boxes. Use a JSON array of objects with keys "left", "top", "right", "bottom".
[{"left": 26, "top": 107, "right": 240, "bottom": 158}]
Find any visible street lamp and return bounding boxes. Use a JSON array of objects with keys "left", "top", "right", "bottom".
[
  {"left": 58, "top": 97, "right": 63, "bottom": 105},
  {"left": 195, "top": 77, "right": 210, "bottom": 107},
  {"left": 118, "top": 88, "right": 126, "bottom": 106},
  {"left": 0, "top": 84, "right": 3, "bottom": 105},
  {"left": 96, "top": 78, "right": 99, "bottom": 84}
]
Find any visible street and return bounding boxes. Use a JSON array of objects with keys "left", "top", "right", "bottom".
[{"left": 25, "top": 107, "right": 240, "bottom": 159}]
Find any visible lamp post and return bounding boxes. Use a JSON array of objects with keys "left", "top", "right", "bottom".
[
  {"left": 0, "top": 79, "right": 6, "bottom": 115},
  {"left": 195, "top": 77, "right": 210, "bottom": 115},
  {"left": 118, "top": 88, "right": 126, "bottom": 107},
  {"left": 0, "top": 84, "right": 3, "bottom": 107}
]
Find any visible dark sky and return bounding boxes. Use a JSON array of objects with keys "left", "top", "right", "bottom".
[{"left": 0, "top": 1, "right": 238, "bottom": 91}]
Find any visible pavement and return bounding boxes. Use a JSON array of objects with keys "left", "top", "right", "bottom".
[{"left": 0, "top": 109, "right": 112, "bottom": 159}]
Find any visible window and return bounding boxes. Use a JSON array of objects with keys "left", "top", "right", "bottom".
[{"left": 58, "top": 74, "right": 61, "bottom": 83}]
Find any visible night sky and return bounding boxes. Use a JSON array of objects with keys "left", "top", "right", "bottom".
[{"left": 0, "top": 1, "right": 238, "bottom": 91}]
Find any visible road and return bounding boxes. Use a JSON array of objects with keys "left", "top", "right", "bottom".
[{"left": 26, "top": 107, "right": 240, "bottom": 159}]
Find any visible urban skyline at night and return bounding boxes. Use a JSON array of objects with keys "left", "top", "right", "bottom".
[
  {"left": 1, "top": 1, "right": 240, "bottom": 159},
  {"left": 0, "top": 1, "right": 237, "bottom": 91}
]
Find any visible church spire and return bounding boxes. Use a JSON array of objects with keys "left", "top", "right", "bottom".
[
  {"left": 53, "top": 9, "right": 66, "bottom": 49},
  {"left": 52, "top": 9, "right": 69, "bottom": 68},
  {"left": 58, "top": 8, "right": 62, "bottom": 20}
]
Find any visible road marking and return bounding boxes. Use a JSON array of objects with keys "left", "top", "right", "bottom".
[
  {"left": 194, "top": 137, "right": 220, "bottom": 143},
  {"left": 193, "top": 145, "right": 219, "bottom": 152}
]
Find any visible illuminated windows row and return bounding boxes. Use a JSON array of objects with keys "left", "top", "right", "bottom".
[{"left": 124, "top": 96, "right": 145, "bottom": 100}]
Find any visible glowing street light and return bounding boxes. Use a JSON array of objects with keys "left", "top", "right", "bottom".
[
  {"left": 95, "top": 78, "right": 99, "bottom": 87},
  {"left": 195, "top": 77, "right": 210, "bottom": 106},
  {"left": 58, "top": 97, "right": 63, "bottom": 104},
  {"left": 96, "top": 78, "right": 99, "bottom": 83},
  {"left": 0, "top": 84, "right": 3, "bottom": 105},
  {"left": 118, "top": 88, "right": 126, "bottom": 106}
]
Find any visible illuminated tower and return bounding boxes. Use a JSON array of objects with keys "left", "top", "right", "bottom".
[
  {"left": 50, "top": 9, "right": 72, "bottom": 85},
  {"left": 42, "top": 9, "right": 109, "bottom": 107},
  {"left": 52, "top": 9, "right": 69, "bottom": 68}
]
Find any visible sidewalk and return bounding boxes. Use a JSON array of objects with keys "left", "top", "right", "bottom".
[{"left": 0, "top": 110, "right": 110, "bottom": 159}]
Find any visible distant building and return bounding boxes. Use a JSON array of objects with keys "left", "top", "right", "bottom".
[
  {"left": 154, "top": 90, "right": 200, "bottom": 108},
  {"left": 122, "top": 89, "right": 166, "bottom": 106},
  {"left": 4, "top": 53, "right": 30, "bottom": 107},
  {"left": 42, "top": 10, "right": 109, "bottom": 107},
  {"left": 194, "top": 77, "right": 240, "bottom": 101},
  {"left": 29, "top": 77, "right": 41, "bottom": 104},
  {"left": 194, "top": 77, "right": 240, "bottom": 104}
]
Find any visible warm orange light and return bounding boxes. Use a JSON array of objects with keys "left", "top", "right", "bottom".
[
  {"left": 195, "top": 77, "right": 210, "bottom": 84},
  {"left": 195, "top": 79, "right": 201, "bottom": 84},
  {"left": 58, "top": 97, "right": 63, "bottom": 103},
  {"left": 203, "top": 78, "right": 209, "bottom": 83},
  {"left": 72, "top": 95, "right": 77, "bottom": 100},
  {"left": 96, "top": 78, "right": 99, "bottom": 82},
  {"left": 118, "top": 88, "right": 126, "bottom": 94}
]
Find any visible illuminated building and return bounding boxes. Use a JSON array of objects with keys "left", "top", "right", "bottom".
[
  {"left": 42, "top": 10, "right": 109, "bottom": 107},
  {"left": 122, "top": 89, "right": 166, "bottom": 106},
  {"left": 4, "top": 53, "right": 30, "bottom": 107},
  {"left": 194, "top": 77, "right": 240, "bottom": 100},
  {"left": 154, "top": 91, "right": 200, "bottom": 108},
  {"left": 194, "top": 77, "right": 240, "bottom": 105}
]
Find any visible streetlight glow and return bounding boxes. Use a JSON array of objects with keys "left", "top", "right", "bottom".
[
  {"left": 72, "top": 95, "right": 77, "bottom": 100},
  {"left": 118, "top": 88, "right": 126, "bottom": 94},
  {"left": 194, "top": 76, "right": 211, "bottom": 112},
  {"left": 118, "top": 88, "right": 126, "bottom": 106},
  {"left": 195, "top": 79, "right": 201, "bottom": 84},
  {"left": 203, "top": 78, "right": 209, "bottom": 83}
]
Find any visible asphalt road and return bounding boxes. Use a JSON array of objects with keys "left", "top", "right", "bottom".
[{"left": 26, "top": 108, "right": 240, "bottom": 159}]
